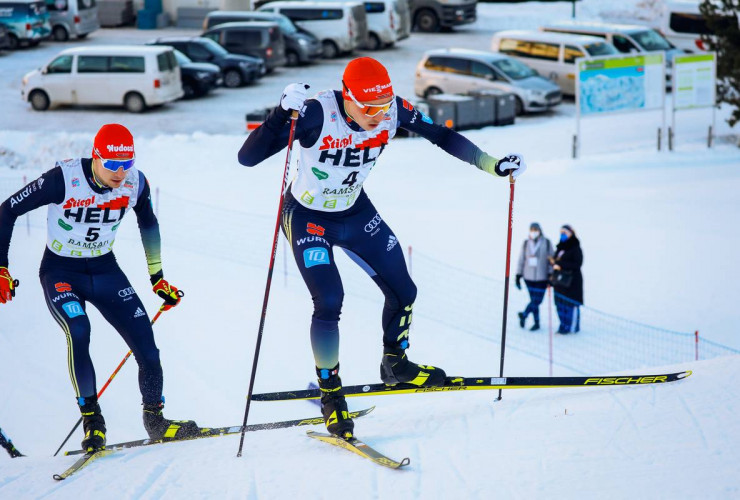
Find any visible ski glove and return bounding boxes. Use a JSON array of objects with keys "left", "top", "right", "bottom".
[
  {"left": 515, "top": 275, "right": 522, "bottom": 290},
  {"left": 0, "top": 267, "right": 16, "bottom": 304},
  {"left": 495, "top": 154, "right": 527, "bottom": 179},
  {"left": 152, "top": 278, "right": 181, "bottom": 311},
  {"left": 280, "top": 83, "right": 310, "bottom": 112}
]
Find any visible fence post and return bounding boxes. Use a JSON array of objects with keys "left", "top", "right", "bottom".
[
  {"left": 695, "top": 330, "right": 699, "bottom": 361},
  {"left": 548, "top": 286, "right": 553, "bottom": 376}
]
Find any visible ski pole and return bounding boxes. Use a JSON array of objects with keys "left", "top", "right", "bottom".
[
  {"left": 52, "top": 293, "right": 182, "bottom": 457},
  {"left": 237, "top": 109, "right": 299, "bottom": 458},
  {"left": 496, "top": 174, "right": 516, "bottom": 401}
]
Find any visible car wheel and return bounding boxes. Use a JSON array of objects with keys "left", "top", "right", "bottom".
[
  {"left": 365, "top": 33, "right": 381, "bottom": 51},
  {"left": 415, "top": 9, "right": 440, "bottom": 33},
  {"left": 7, "top": 34, "right": 19, "bottom": 50},
  {"left": 322, "top": 40, "right": 339, "bottom": 59},
  {"left": 29, "top": 90, "right": 50, "bottom": 111},
  {"left": 224, "top": 69, "right": 243, "bottom": 88},
  {"left": 286, "top": 51, "right": 300, "bottom": 67},
  {"left": 424, "top": 86, "right": 442, "bottom": 98},
  {"left": 124, "top": 92, "right": 146, "bottom": 113},
  {"left": 53, "top": 26, "right": 69, "bottom": 42},
  {"left": 514, "top": 96, "right": 524, "bottom": 116},
  {"left": 182, "top": 79, "right": 196, "bottom": 99}
]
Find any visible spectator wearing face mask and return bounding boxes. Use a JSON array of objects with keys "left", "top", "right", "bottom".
[
  {"left": 549, "top": 224, "right": 583, "bottom": 334},
  {"left": 515, "top": 222, "right": 553, "bottom": 331}
]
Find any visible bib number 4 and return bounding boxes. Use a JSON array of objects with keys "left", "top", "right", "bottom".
[{"left": 342, "top": 171, "right": 359, "bottom": 188}]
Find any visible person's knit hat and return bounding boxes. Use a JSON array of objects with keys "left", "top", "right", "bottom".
[
  {"left": 93, "top": 124, "right": 134, "bottom": 159},
  {"left": 561, "top": 224, "right": 575, "bottom": 236},
  {"left": 342, "top": 57, "right": 393, "bottom": 102},
  {"left": 530, "top": 222, "right": 542, "bottom": 232}
]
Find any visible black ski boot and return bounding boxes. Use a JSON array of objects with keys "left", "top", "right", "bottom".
[
  {"left": 317, "top": 365, "right": 354, "bottom": 439},
  {"left": 530, "top": 322, "right": 540, "bottom": 332},
  {"left": 79, "top": 396, "right": 106, "bottom": 452},
  {"left": 380, "top": 345, "right": 446, "bottom": 387},
  {"left": 142, "top": 400, "right": 200, "bottom": 441}
]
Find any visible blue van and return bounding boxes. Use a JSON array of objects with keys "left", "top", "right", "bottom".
[{"left": 0, "top": 0, "right": 52, "bottom": 49}]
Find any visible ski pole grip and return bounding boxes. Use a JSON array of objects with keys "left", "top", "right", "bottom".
[
  {"left": 12, "top": 279, "right": 19, "bottom": 288},
  {"left": 176, "top": 290, "right": 184, "bottom": 298}
]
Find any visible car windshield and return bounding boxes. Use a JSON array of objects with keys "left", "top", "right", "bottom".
[
  {"left": 201, "top": 37, "right": 228, "bottom": 56},
  {"left": 631, "top": 29, "right": 673, "bottom": 51},
  {"left": 585, "top": 42, "right": 618, "bottom": 56},
  {"left": 491, "top": 58, "right": 537, "bottom": 80},
  {"left": 274, "top": 15, "right": 297, "bottom": 34},
  {"left": 173, "top": 49, "right": 191, "bottom": 65}
]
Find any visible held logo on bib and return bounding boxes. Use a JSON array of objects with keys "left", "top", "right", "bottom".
[{"left": 303, "top": 247, "right": 330, "bottom": 268}]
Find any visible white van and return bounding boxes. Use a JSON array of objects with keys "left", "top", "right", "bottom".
[
  {"left": 258, "top": 1, "right": 368, "bottom": 58},
  {"left": 491, "top": 30, "right": 618, "bottom": 95},
  {"left": 358, "top": 0, "right": 400, "bottom": 50},
  {"left": 45, "top": 0, "right": 99, "bottom": 41},
  {"left": 656, "top": 0, "right": 738, "bottom": 53},
  {"left": 21, "top": 45, "right": 183, "bottom": 112}
]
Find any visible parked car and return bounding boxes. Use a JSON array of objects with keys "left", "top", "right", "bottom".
[
  {"left": 203, "top": 10, "right": 321, "bottom": 66},
  {"left": 258, "top": 1, "right": 368, "bottom": 59},
  {"left": 654, "top": 0, "right": 739, "bottom": 53},
  {"left": 491, "top": 30, "right": 618, "bottom": 95},
  {"left": 0, "top": 0, "right": 51, "bottom": 49},
  {"left": 0, "top": 23, "right": 10, "bottom": 49},
  {"left": 21, "top": 45, "right": 183, "bottom": 112},
  {"left": 44, "top": 0, "right": 99, "bottom": 41},
  {"left": 172, "top": 49, "right": 221, "bottom": 99},
  {"left": 202, "top": 21, "right": 287, "bottom": 73},
  {"left": 410, "top": 0, "right": 476, "bottom": 33},
  {"left": 360, "top": 0, "right": 399, "bottom": 50},
  {"left": 541, "top": 21, "right": 684, "bottom": 85},
  {"left": 415, "top": 48, "right": 562, "bottom": 115},
  {"left": 149, "top": 36, "right": 265, "bottom": 88}
]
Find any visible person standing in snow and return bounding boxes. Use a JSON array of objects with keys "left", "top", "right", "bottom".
[
  {"left": 238, "top": 57, "right": 526, "bottom": 439},
  {"left": 0, "top": 124, "right": 199, "bottom": 452},
  {"left": 515, "top": 222, "right": 553, "bottom": 331},
  {"left": 550, "top": 224, "right": 583, "bottom": 334}
]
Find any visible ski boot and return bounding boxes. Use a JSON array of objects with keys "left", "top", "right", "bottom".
[
  {"left": 380, "top": 342, "right": 446, "bottom": 387},
  {"left": 142, "top": 399, "right": 200, "bottom": 441},
  {"left": 317, "top": 365, "right": 354, "bottom": 439},
  {"left": 79, "top": 396, "right": 106, "bottom": 452}
]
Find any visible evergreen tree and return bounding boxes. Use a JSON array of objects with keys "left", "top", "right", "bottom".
[{"left": 699, "top": 0, "right": 740, "bottom": 127}]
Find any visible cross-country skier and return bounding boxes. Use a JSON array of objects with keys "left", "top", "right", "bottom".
[
  {"left": 238, "top": 57, "right": 526, "bottom": 439},
  {"left": 0, "top": 124, "right": 198, "bottom": 452}
]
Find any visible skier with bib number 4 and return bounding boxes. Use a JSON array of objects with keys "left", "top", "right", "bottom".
[
  {"left": 238, "top": 57, "right": 526, "bottom": 439},
  {"left": 0, "top": 124, "right": 199, "bottom": 452}
]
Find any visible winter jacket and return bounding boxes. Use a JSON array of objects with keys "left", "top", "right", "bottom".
[
  {"left": 516, "top": 236, "right": 553, "bottom": 282},
  {"left": 552, "top": 236, "right": 583, "bottom": 304}
]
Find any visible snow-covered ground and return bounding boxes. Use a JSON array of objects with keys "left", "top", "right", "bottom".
[{"left": 2, "top": 0, "right": 740, "bottom": 497}]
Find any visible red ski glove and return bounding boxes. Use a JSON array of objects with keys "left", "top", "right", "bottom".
[
  {"left": 152, "top": 278, "right": 182, "bottom": 311},
  {"left": 0, "top": 267, "right": 17, "bottom": 304}
]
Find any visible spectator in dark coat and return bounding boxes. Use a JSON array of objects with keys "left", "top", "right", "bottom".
[
  {"left": 515, "top": 222, "right": 553, "bottom": 331},
  {"left": 550, "top": 224, "right": 583, "bottom": 334}
]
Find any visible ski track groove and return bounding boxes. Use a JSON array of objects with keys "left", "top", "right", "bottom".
[
  {"left": 676, "top": 392, "right": 709, "bottom": 450},
  {"left": 0, "top": 470, "right": 25, "bottom": 490},
  {"left": 605, "top": 390, "right": 642, "bottom": 457},
  {"left": 126, "top": 457, "right": 172, "bottom": 499}
]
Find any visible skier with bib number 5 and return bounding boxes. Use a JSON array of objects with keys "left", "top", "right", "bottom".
[
  {"left": 238, "top": 57, "right": 526, "bottom": 439},
  {"left": 0, "top": 124, "right": 199, "bottom": 452}
]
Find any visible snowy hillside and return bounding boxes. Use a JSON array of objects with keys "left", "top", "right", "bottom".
[{"left": 0, "top": 357, "right": 737, "bottom": 498}]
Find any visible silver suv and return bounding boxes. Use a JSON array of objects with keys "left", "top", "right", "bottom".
[{"left": 415, "top": 48, "right": 562, "bottom": 115}]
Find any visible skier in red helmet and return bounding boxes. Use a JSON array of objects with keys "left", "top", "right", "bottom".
[{"left": 239, "top": 57, "right": 526, "bottom": 439}]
